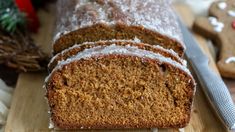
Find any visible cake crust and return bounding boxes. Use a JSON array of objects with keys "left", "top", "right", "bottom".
[{"left": 48, "top": 40, "right": 185, "bottom": 72}]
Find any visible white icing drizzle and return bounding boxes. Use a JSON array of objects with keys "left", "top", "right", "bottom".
[
  {"left": 49, "top": 118, "right": 54, "bottom": 129},
  {"left": 152, "top": 45, "right": 187, "bottom": 65},
  {"left": 152, "top": 128, "right": 158, "bottom": 132},
  {"left": 48, "top": 40, "right": 185, "bottom": 69},
  {"left": 54, "top": 0, "right": 184, "bottom": 48},
  {"left": 228, "top": 10, "right": 235, "bottom": 17},
  {"left": 225, "top": 57, "right": 235, "bottom": 63},
  {"left": 53, "top": 30, "right": 69, "bottom": 43},
  {"left": 51, "top": 44, "right": 191, "bottom": 78},
  {"left": 44, "top": 75, "right": 49, "bottom": 83},
  {"left": 49, "top": 39, "right": 144, "bottom": 67},
  {"left": 53, "top": 33, "right": 62, "bottom": 43},
  {"left": 133, "top": 36, "right": 141, "bottom": 43},
  {"left": 179, "top": 128, "right": 185, "bottom": 132},
  {"left": 208, "top": 17, "right": 224, "bottom": 32},
  {"left": 217, "top": 2, "right": 227, "bottom": 10},
  {"left": 42, "top": 75, "right": 55, "bottom": 129}
]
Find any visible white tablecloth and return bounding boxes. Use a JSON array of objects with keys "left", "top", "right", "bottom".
[{"left": 0, "top": 79, "right": 13, "bottom": 131}]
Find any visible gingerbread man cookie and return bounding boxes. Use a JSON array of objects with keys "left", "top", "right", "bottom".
[{"left": 193, "top": 0, "right": 235, "bottom": 78}]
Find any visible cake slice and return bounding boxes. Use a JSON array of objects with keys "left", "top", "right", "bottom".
[
  {"left": 45, "top": 44, "right": 195, "bottom": 129},
  {"left": 48, "top": 40, "right": 186, "bottom": 72},
  {"left": 53, "top": 0, "right": 185, "bottom": 56}
]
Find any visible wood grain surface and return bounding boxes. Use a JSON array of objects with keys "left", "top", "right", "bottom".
[{"left": 4, "top": 3, "right": 234, "bottom": 132}]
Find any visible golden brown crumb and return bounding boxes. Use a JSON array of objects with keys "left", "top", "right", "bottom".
[
  {"left": 53, "top": 24, "right": 184, "bottom": 56},
  {"left": 46, "top": 55, "right": 195, "bottom": 129}
]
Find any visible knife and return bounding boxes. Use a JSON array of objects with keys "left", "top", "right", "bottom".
[{"left": 178, "top": 18, "right": 235, "bottom": 130}]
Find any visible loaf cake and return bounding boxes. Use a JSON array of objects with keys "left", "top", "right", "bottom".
[
  {"left": 45, "top": 44, "right": 195, "bottom": 129},
  {"left": 53, "top": 0, "right": 185, "bottom": 56},
  {"left": 48, "top": 40, "right": 186, "bottom": 72},
  {"left": 45, "top": 0, "right": 196, "bottom": 129}
]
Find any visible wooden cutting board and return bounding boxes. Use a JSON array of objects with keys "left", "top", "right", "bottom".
[{"left": 4, "top": 3, "right": 234, "bottom": 132}]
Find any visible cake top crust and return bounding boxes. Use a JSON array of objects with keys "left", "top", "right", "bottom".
[{"left": 54, "top": 0, "right": 183, "bottom": 46}]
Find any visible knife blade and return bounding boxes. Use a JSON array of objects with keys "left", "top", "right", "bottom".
[{"left": 178, "top": 18, "right": 235, "bottom": 130}]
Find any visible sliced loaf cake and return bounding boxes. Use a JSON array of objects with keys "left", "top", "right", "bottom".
[{"left": 45, "top": 44, "right": 195, "bottom": 129}]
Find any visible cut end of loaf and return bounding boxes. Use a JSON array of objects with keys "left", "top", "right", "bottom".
[
  {"left": 53, "top": 24, "right": 185, "bottom": 56},
  {"left": 46, "top": 55, "right": 195, "bottom": 129}
]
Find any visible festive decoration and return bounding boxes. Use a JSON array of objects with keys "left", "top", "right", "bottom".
[
  {"left": 15, "top": 0, "right": 40, "bottom": 32},
  {"left": 0, "top": 30, "right": 48, "bottom": 72},
  {"left": 0, "top": 0, "right": 26, "bottom": 33},
  {"left": 193, "top": 0, "right": 235, "bottom": 78},
  {"left": 0, "top": 0, "right": 50, "bottom": 73},
  {"left": 0, "top": 0, "right": 42, "bottom": 33},
  {"left": 232, "top": 20, "right": 235, "bottom": 29}
]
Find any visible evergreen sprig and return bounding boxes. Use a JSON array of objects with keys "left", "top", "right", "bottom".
[{"left": 0, "top": 0, "right": 26, "bottom": 33}]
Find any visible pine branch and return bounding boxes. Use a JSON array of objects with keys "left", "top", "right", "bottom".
[{"left": 0, "top": 0, "right": 26, "bottom": 33}]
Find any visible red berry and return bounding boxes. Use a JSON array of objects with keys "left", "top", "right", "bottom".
[
  {"left": 232, "top": 20, "right": 235, "bottom": 29},
  {"left": 15, "top": 0, "right": 40, "bottom": 32}
]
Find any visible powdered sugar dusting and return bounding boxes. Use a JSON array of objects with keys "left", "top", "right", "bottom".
[
  {"left": 54, "top": 0, "right": 184, "bottom": 46},
  {"left": 52, "top": 44, "right": 191, "bottom": 76}
]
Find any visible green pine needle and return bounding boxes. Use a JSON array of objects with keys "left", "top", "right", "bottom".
[{"left": 0, "top": 0, "right": 26, "bottom": 33}]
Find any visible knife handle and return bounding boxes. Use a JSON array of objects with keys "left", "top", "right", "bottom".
[{"left": 192, "top": 62, "right": 235, "bottom": 130}]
